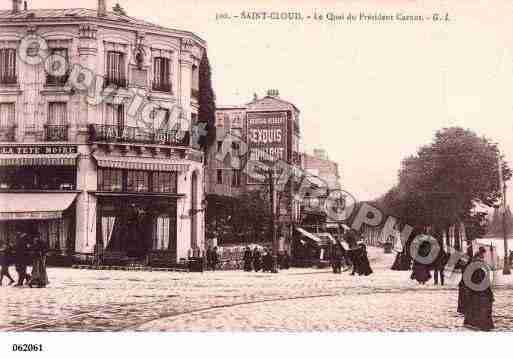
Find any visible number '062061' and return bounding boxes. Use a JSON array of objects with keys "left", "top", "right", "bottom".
[{"left": 12, "top": 344, "right": 43, "bottom": 352}]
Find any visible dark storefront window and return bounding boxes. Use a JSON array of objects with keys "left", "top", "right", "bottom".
[
  {"left": 153, "top": 171, "right": 177, "bottom": 193},
  {"left": 127, "top": 170, "right": 149, "bottom": 192},
  {"left": 98, "top": 169, "right": 179, "bottom": 193},
  {"left": 98, "top": 168, "right": 123, "bottom": 192},
  {"left": 0, "top": 166, "right": 75, "bottom": 190}
]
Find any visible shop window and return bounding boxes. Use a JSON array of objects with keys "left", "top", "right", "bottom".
[
  {"left": 0, "top": 48, "right": 16, "bottom": 84},
  {"left": 232, "top": 169, "right": 241, "bottom": 187},
  {"left": 216, "top": 169, "right": 223, "bottom": 184},
  {"left": 153, "top": 216, "right": 170, "bottom": 250},
  {"left": 105, "top": 51, "right": 126, "bottom": 87},
  {"left": 98, "top": 168, "right": 123, "bottom": 192},
  {"left": 127, "top": 170, "right": 149, "bottom": 192},
  {"left": 152, "top": 171, "right": 177, "bottom": 193},
  {"left": 153, "top": 57, "right": 171, "bottom": 92}
]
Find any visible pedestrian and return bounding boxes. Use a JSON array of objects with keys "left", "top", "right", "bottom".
[
  {"left": 209, "top": 246, "right": 219, "bottom": 271},
  {"left": 410, "top": 240, "right": 431, "bottom": 285},
  {"left": 509, "top": 250, "right": 513, "bottom": 267},
  {"left": 464, "top": 247, "right": 494, "bottom": 331},
  {"left": 357, "top": 243, "right": 373, "bottom": 276},
  {"left": 280, "top": 251, "right": 290, "bottom": 269},
  {"left": 457, "top": 258, "right": 470, "bottom": 315},
  {"left": 330, "top": 244, "right": 342, "bottom": 274},
  {"left": 14, "top": 231, "right": 31, "bottom": 287},
  {"left": 205, "top": 246, "right": 213, "bottom": 270},
  {"left": 243, "top": 246, "right": 252, "bottom": 272},
  {"left": 262, "top": 249, "right": 273, "bottom": 272},
  {"left": 252, "top": 247, "right": 262, "bottom": 272},
  {"left": 28, "top": 235, "right": 49, "bottom": 288},
  {"left": 433, "top": 248, "right": 449, "bottom": 286},
  {"left": 0, "top": 240, "right": 15, "bottom": 286}
]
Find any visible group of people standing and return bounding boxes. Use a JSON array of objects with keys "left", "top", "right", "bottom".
[
  {"left": 0, "top": 230, "right": 49, "bottom": 288},
  {"left": 329, "top": 230, "right": 373, "bottom": 276},
  {"left": 243, "top": 247, "right": 290, "bottom": 273}
]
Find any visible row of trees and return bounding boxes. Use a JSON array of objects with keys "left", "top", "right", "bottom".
[
  {"left": 205, "top": 192, "right": 272, "bottom": 244},
  {"left": 377, "top": 127, "right": 511, "bottom": 256}
]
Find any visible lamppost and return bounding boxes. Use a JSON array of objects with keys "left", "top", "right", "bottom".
[
  {"left": 497, "top": 152, "right": 511, "bottom": 275},
  {"left": 268, "top": 167, "right": 279, "bottom": 273}
]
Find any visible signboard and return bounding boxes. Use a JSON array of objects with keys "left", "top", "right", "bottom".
[
  {"left": 246, "top": 111, "right": 288, "bottom": 184},
  {"left": 0, "top": 145, "right": 78, "bottom": 155}
]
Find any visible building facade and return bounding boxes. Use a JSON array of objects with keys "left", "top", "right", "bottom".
[
  {"left": 0, "top": 0, "right": 206, "bottom": 265},
  {"left": 206, "top": 90, "right": 303, "bottom": 246},
  {"left": 301, "top": 149, "right": 341, "bottom": 190}
]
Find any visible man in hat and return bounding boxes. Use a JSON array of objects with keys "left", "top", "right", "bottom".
[{"left": 14, "top": 231, "right": 31, "bottom": 287}]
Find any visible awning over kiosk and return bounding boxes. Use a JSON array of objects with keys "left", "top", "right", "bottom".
[
  {"left": 295, "top": 227, "right": 321, "bottom": 243},
  {"left": 93, "top": 155, "right": 190, "bottom": 172},
  {"left": 0, "top": 193, "right": 78, "bottom": 221},
  {"left": 0, "top": 154, "right": 78, "bottom": 166}
]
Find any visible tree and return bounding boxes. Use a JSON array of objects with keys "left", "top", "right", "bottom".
[
  {"left": 197, "top": 51, "right": 216, "bottom": 152},
  {"left": 380, "top": 127, "right": 512, "bottom": 250}
]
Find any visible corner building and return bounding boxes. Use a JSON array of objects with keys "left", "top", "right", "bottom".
[{"left": 0, "top": 1, "right": 206, "bottom": 265}]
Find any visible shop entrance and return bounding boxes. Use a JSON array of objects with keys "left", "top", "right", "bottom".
[{"left": 97, "top": 196, "right": 177, "bottom": 261}]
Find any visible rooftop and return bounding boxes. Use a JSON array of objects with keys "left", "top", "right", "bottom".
[{"left": 0, "top": 8, "right": 205, "bottom": 45}]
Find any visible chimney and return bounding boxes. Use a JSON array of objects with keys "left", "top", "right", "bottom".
[
  {"left": 12, "top": 0, "right": 22, "bottom": 13},
  {"left": 98, "top": 0, "right": 107, "bottom": 17}
]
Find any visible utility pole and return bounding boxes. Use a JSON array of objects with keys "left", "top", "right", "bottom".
[
  {"left": 268, "top": 168, "right": 278, "bottom": 273},
  {"left": 498, "top": 154, "right": 511, "bottom": 275}
]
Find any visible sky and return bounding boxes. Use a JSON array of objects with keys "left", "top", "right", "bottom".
[{"left": 4, "top": 0, "right": 513, "bottom": 203}]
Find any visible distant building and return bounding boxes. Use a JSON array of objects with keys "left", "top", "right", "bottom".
[
  {"left": 301, "top": 149, "right": 341, "bottom": 190},
  {"left": 206, "top": 90, "right": 303, "bottom": 242}
]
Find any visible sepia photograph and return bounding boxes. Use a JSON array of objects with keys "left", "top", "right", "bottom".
[{"left": 0, "top": 0, "right": 512, "bottom": 357}]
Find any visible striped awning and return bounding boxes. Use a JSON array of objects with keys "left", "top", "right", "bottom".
[
  {"left": 295, "top": 227, "right": 321, "bottom": 243},
  {"left": 0, "top": 193, "right": 78, "bottom": 221},
  {"left": 93, "top": 155, "right": 189, "bottom": 172},
  {"left": 0, "top": 154, "right": 78, "bottom": 166}
]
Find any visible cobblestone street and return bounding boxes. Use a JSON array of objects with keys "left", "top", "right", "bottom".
[{"left": 1, "top": 249, "right": 512, "bottom": 332}]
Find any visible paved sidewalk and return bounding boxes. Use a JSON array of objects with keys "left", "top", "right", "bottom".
[{"left": 0, "top": 248, "right": 511, "bottom": 331}]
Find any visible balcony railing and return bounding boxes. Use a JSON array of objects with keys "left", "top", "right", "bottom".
[
  {"left": 46, "top": 73, "right": 69, "bottom": 86},
  {"left": 0, "top": 75, "right": 17, "bottom": 85},
  {"left": 45, "top": 125, "right": 69, "bottom": 141},
  {"left": 152, "top": 82, "right": 172, "bottom": 93},
  {"left": 191, "top": 88, "right": 199, "bottom": 100},
  {"left": 104, "top": 76, "right": 127, "bottom": 88},
  {"left": 0, "top": 126, "right": 15, "bottom": 141},
  {"left": 89, "top": 124, "right": 189, "bottom": 146}
]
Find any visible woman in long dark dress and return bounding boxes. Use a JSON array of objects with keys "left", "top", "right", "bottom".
[
  {"left": 357, "top": 243, "right": 373, "bottom": 276},
  {"left": 243, "top": 247, "right": 253, "bottom": 272},
  {"left": 410, "top": 239, "right": 432, "bottom": 284},
  {"left": 456, "top": 258, "right": 470, "bottom": 314},
  {"left": 0, "top": 241, "right": 15, "bottom": 286},
  {"left": 29, "top": 236, "right": 49, "bottom": 288},
  {"left": 464, "top": 248, "right": 494, "bottom": 331}
]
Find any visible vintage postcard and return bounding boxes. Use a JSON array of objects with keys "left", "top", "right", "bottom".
[{"left": 0, "top": 0, "right": 512, "bottom": 357}]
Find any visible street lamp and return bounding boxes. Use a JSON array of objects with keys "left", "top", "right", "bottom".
[{"left": 497, "top": 152, "right": 511, "bottom": 275}]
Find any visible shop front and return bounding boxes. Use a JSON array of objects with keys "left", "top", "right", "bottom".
[
  {"left": 91, "top": 153, "right": 195, "bottom": 266},
  {"left": 0, "top": 145, "right": 79, "bottom": 265}
]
